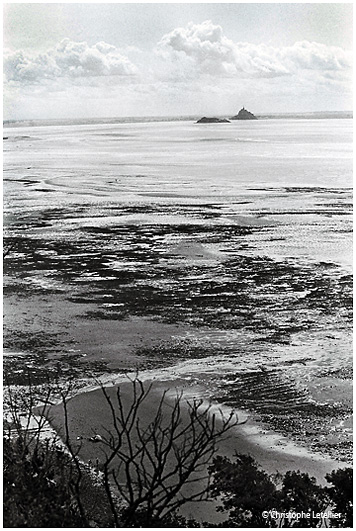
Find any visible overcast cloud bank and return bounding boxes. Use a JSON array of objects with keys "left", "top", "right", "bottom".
[{"left": 3, "top": 20, "right": 352, "bottom": 119}]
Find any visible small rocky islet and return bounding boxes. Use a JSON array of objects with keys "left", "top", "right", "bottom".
[{"left": 196, "top": 117, "right": 231, "bottom": 124}]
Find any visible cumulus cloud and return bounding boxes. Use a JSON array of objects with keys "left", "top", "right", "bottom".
[
  {"left": 157, "top": 20, "right": 352, "bottom": 79},
  {"left": 4, "top": 38, "right": 138, "bottom": 84},
  {"left": 276, "top": 40, "right": 352, "bottom": 73}
]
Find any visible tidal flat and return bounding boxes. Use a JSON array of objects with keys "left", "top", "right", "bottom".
[{"left": 3, "top": 118, "right": 353, "bottom": 476}]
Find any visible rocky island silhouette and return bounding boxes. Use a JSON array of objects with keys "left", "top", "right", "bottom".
[
  {"left": 230, "top": 107, "right": 257, "bottom": 120},
  {"left": 196, "top": 117, "right": 231, "bottom": 123}
]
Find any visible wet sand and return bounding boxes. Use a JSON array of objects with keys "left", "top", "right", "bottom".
[{"left": 48, "top": 378, "right": 348, "bottom": 523}]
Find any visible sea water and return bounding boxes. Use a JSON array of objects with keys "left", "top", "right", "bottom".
[
  {"left": 4, "top": 117, "right": 352, "bottom": 192},
  {"left": 4, "top": 117, "right": 352, "bottom": 270}
]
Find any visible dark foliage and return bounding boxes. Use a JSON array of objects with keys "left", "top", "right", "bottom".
[
  {"left": 3, "top": 436, "right": 85, "bottom": 528},
  {"left": 3, "top": 434, "right": 116, "bottom": 528},
  {"left": 279, "top": 471, "right": 327, "bottom": 527},
  {"left": 326, "top": 468, "right": 353, "bottom": 527},
  {"left": 208, "top": 454, "right": 280, "bottom": 527},
  {"left": 209, "top": 454, "right": 353, "bottom": 528},
  {"left": 120, "top": 510, "right": 200, "bottom": 528}
]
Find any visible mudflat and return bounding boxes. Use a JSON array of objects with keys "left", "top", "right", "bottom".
[{"left": 4, "top": 119, "right": 353, "bottom": 491}]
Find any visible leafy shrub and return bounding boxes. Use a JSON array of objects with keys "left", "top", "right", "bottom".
[
  {"left": 209, "top": 454, "right": 353, "bottom": 528},
  {"left": 4, "top": 435, "right": 85, "bottom": 528}
]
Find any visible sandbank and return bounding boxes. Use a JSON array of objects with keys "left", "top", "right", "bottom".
[{"left": 48, "top": 378, "right": 347, "bottom": 524}]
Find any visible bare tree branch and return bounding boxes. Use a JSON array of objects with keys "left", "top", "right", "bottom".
[{"left": 95, "top": 377, "right": 239, "bottom": 526}]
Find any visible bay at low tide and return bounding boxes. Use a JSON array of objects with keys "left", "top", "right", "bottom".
[{"left": 3, "top": 116, "right": 353, "bottom": 465}]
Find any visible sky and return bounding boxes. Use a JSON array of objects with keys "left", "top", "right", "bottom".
[{"left": 3, "top": 2, "right": 353, "bottom": 120}]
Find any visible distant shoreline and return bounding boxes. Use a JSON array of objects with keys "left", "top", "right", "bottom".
[{"left": 3, "top": 110, "right": 353, "bottom": 128}]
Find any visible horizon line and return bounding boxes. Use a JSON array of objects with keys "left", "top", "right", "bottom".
[{"left": 3, "top": 110, "right": 353, "bottom": 125}]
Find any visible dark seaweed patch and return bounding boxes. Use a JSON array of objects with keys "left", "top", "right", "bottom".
[
  {"left": 3, "top": 329, "right": 61, "bottom": 354},
  {"left": 4, "top": 224, "right": 352, "bottom": 341},
  {"left": 3, "top": 351, "right": 111, "bottom": 386},
  {"left": 133, "top": 340, "right": 227, "bottom": 369},
  {"left": 4, "top": 198, "right": 352, "bottom": 402}
]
